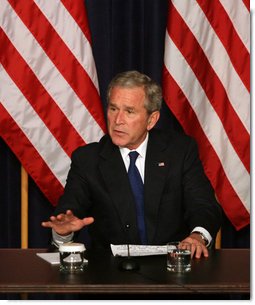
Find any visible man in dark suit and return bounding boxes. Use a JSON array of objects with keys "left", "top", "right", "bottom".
[{"left": 42, "top": 71, "right": 222, "bottom": 258}]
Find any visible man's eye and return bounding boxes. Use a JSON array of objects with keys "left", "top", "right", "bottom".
[{"left": 127, "top": 109, "right": 134, "bottom": 114}]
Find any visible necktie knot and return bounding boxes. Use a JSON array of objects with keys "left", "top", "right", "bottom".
[{"left": 129, "top": 151, "right": 139, "bottom": 165}]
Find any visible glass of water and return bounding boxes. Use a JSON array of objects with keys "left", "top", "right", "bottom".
[
  {"left": 167, "top": 241, "right": 191, "bottom": 272},
  {"left": 59, "top": 243, "right": 86, "bottom": 273}
]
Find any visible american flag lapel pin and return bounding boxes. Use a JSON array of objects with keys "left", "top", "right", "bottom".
[{"left": 158, "top": 162, "right": 165, "bottom": 167}]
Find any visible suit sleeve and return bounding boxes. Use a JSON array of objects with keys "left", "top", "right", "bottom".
[{"left": 182, "top": 138, "right": 222, "bottom": 240}]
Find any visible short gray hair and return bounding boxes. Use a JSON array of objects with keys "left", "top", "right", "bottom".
[{"left": 107, "top": 70, "right": 162, "bottom": 114}]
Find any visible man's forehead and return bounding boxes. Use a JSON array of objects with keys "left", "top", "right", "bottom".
[{"left": 110, "top": 86, "right": 145, "bottom": 100}]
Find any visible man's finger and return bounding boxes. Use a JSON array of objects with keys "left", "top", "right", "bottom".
[
  {"left": 194, "top": 245, "right": 203, "bottom": 259},
  {"left": 83, "top": 217, "right": 94, "bottom": 226},
  {"left": 190, "top": 243, "right": 196, "bottom": 258},
  {"left": 66, "top": 210, "right": 74, "bottom": 216},
  {"left": 41, "top": 221, "right": 53, "bottom": 228}
]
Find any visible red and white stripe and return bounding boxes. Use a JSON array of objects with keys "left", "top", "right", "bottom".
[
  {"left": 0, "top": 0, "right": 106, "bottom": 205},
  {"left": 163, "top": 0, "right": 250, "bottom": 230}
]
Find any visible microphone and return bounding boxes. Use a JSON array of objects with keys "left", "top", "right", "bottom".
[{"left": 119, "top": 224, "right": 139, "bottom": 271}]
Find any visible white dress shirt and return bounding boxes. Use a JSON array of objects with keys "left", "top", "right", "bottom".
[{"left": 119, "top": 133, "right": 148, "bottom": 182}]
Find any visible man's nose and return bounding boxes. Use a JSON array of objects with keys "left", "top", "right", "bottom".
[{"left": 115, "top": 111, "right": 124, "bottom": 124}]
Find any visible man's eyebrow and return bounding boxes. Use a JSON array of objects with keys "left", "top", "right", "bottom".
[
  {"left": 108, "top": 101, "right": 117, "bottom": 107},
  {"left": 124, "top": 105, "right": 135, "bottom": 110}
]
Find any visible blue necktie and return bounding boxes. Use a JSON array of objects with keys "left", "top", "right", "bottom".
[{"left": 128, "top": 151, "right": 147, "bottom": 244}]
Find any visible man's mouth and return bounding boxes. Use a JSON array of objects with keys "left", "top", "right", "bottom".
[{"left": 113, "top": 129, "right": 126, "bottom": 135}]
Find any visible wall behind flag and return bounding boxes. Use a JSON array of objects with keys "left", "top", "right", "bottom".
[{"left": 0, "top": 0, "right": 250, "bottom": 249}]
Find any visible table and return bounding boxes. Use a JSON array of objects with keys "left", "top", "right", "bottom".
[{"left": 0, "top": 248, "right": 250, "bottom": 298}]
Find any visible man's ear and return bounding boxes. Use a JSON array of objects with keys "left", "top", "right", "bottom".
[{"left": 147, "top": 111, "right": 160, "bottom": 130}]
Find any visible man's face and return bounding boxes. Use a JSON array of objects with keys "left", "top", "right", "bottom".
[{"left": 107, "top": 86, "right": 159, "bottom": 150}]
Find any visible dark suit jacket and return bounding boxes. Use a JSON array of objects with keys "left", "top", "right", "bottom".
[{"left": 55, "top": 128, "right": 222, "bottom": 249}]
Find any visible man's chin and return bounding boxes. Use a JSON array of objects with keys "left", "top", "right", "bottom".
[{"left": 111, "top": 137, "right": 127, "bottom": 148}]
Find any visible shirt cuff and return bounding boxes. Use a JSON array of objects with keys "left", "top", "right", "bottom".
[
  {"left": 191, "top": 226, "right": 212, "bottom": 247},
  {"left": 52, "top": 229, "right": 74, "bottom": 248}
]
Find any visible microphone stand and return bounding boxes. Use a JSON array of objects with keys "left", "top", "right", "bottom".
[{"left": 119, "top": 225, "right": 139, "bottom": 271}]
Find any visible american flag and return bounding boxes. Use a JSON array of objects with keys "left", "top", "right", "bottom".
[
  {"left": 163, "top": 0, "right": 250, "bottom": 230},
  {"left": 0, "top": 0, "right": 106, "bottom": 206}
]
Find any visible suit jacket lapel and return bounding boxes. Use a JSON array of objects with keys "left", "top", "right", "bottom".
[
  {"left": 98, "top": 137, "right": 140, "bottom": 243},
  {"left": 144, "top": 130, "right": 169, "bottom": 243}
]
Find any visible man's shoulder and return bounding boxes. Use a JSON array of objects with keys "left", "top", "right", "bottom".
[{"left": 150, "top": 128, "right": 194, "bottom": 145}]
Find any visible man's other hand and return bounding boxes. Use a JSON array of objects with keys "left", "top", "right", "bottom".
[{"left": 41, "top": 209, "right": 94, "bottom": 236}]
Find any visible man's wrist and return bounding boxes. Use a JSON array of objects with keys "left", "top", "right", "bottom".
[
  {"left": 52, "top": 229, "right": 74, "bottom": 248},
  {"left": 191, "top": 226, "right": 212, "bottom": 247},
  {"left": 191, "top": 231, "right": 209, "bottom": 247}
]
